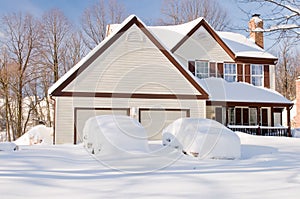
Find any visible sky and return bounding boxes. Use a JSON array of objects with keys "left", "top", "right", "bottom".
[{"left": 0, "top": 0, "right": 278, "bottom": 49}]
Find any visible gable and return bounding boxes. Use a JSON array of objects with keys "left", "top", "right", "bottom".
[
  {"left": 172, "top": 22, "right": 234, "bottom": 66},
  {"left": 49, "top": 16, "right": 208, "bottom": 100}
]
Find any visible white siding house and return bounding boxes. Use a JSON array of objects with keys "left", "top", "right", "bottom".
[
  {"left": 49, "top": 15, "right": 293, "bottom": 144},
  {"left": 49, "top": 15, "right": 208, "bottom": 144}
]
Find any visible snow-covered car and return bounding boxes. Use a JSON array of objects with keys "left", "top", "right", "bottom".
[
  {"left": 0, "top": 142, "right": 19, "bottom": 152},
  {"left": 162, "top": 118, "right": 241, "bottom": 159},
  {"left": 83, "top": 115, "right": 149, "bottom": 155}
]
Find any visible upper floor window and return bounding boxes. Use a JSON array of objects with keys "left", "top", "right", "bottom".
[
  {"left": 224, "top": 63, "right": 236, "bottom": 82},
  {"left": 251, "top": 64, "right": 263, "bottom": 86},
  {"left": 195, "top": 61, "right": 209, "bottom": 79}
]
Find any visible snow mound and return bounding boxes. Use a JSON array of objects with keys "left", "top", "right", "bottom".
[
  {"left": 0, "top": 142, "right": 18, "bottom": 151},
  {"left": 14, "top": 125, "right": 53, "bottom": 145},
  {"left": 292, "top": 128, "right": 300, "bottom": 138},
  {"left": 162, "top": 118, "right": 241, "bottom": 159},
  {"left": 83, "top": 115, "right": 149, "bottom": 155}
]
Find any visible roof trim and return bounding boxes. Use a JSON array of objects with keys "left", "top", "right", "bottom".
[
  {"left": 206, "top": 101, "right": 293, "bottom": 107},
  {"left": 235, "top": 56, "right": 277, "bottom": 65},
  {"left": 57, "top": 92, "right": 207, "bottom": 100},
  {"left": 50, "top": 15, "right": 208, "bottom": 99}
]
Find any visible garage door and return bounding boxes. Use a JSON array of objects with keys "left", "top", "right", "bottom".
[
  {"left": 139, "top": 108, "right": 190, "bottom": 140},
  {"left": 74, "top": 108, "right": 130, "bottom": 144}
]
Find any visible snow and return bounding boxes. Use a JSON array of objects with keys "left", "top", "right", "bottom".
[
  {"left": 1, "top": 133, "right": 300, "bottom": 198},
  {"left": 14, "top": 125, "right": 53, "bottom": 145},
  {"left": 217, "top": 31, "right": 277, "bottom": 59},
  {"left": 197, "top": 77, "right": 292, "bottom": 104},
  {"left": 162, "top": 118, "right": 240, "bottom": 159},
  {"left": 0, "top": 142, "right": 18, "bottom": 151},
  {"left": 83, "top": 115, "right": 149, "bottom": 155}
]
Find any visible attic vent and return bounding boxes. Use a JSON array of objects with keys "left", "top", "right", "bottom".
[
  {"left": 197, "top": 31, "right": 207, "bottom": 39},
  {"left": 126, "top": 30, "right": 145, "bottom": 42}
]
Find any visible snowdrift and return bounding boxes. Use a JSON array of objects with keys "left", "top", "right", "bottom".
[
  {"left": 14, "top": 125, "right": 53, "bottom": 145},
  {"left": 162, "top": 118, "right": 241, "bottom": 159},
  {"left": 83, "top": 115, "right": 149, "bottom": 155},
  {"left": 292, "top": 128, "right": 300, "bottom": 138},
  {"left": 0, "top": 142, "right": 18, "bottom": 151}
]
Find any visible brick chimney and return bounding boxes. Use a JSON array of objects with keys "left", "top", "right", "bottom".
[
  {"left": 248, "top": 14, "right": 264, "bottom": 49},
  {"left": 294, "top": 77, "right": 300, "bottom": 127}
]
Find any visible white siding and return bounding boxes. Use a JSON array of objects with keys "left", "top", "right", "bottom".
[
  {"left": 54, "top": 96, "right": 206, "bottom": 144},
  {"left": 63, "top": 24, "right": 202, "bottom": 96},
  {"left": 173, "top": 26, "right": 233, "bottom": 67}
]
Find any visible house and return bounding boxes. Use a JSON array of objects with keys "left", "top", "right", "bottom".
[{"left": 49, "top": 15, "right": 292, "bottom": 144}]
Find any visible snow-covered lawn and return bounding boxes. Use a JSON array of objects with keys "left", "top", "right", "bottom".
[{"left": 1, "top": 133, "right": 300, "bottom": 199}]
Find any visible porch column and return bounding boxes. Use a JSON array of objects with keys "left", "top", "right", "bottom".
[
  {"left": 271, "top": 106, "right": 274, "bottom": 127},
  {"left": 226, "top": 106, "right": 229, "bottom": 126},
  {"left": 257, "top": 106, "right": 261, "bottom": 135},
  {"left": 287, "top": 106, "right": 291, "bottom": 137}
]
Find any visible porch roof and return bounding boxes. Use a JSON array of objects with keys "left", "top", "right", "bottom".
[{"left": 197, "top": 78, "right": 293, "bottom": 106}]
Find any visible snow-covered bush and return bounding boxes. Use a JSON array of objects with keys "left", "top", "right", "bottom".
[
  {"left": 14, "top": 125, "right": 53, "bottom": 145},
  {"left": 83, "top": 115, "right": 149, "bottom": 155},
  {"left": 162, "top": 118, "right": 241, "bottom": 159},
  {"left": 0, "top": 142, "right": 18, "bottom": 151}
]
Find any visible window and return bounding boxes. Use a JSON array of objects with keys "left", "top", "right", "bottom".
[
  {"left": 195, "top": 61, "right": 209, "bottom": 79},
  {"left": 251, "top": 64, "right": 263, "bottom": 86},
  {"left": 249, "top": 108, "right": 257, "bottom": 125},
  {"left": 224, "top": 63, "right": 236, "bottom": 82}
]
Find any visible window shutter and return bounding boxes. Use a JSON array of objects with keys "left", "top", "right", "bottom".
[
  {"left": 245, "top": 64, "right": 251, "bottom": 83},
  {"left": 237, "top": 64, "right": 243, "bottom": 82},
  {"left": 264, "top": 65, "right": 270, "bottom": 88},
  {"left": 217, "top": 63, "right": 223, "bottom": 78},
  {"left": 188, "top": 61, "right": 195, "bottom": 76},
  {"left": 210, "top": 62, "right": 216, "bottom": 77}
]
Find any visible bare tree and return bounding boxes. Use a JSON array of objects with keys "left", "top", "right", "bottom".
[
  {"left": 0, "top": 47, "right": 13, "bottom": 141},
  {"left": 81, "top": 0, "right": 127, "bottom": 50},
  {"left": 41, "top": 9, "right": 72, "bottom": 83},
  {"left": 238, "top": 0, "right": 300, "bottom": 42},
  {"left": 160, "top": 0, "right": 230, "bottom": 30},
  {"left": 275, "top": 40, "right": 300, "bottom": 100},
  {"left": 1, "top": 13, "right": 41, "bottom": 138}
]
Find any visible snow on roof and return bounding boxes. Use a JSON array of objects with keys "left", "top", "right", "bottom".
[
  {"left": 217, "top": 31, "right": 277, "bottom": 59},
  {"left": 197, "top": 77, "right": 292, "bottom": 104},
  {"left": 49, "top": 15, "right": 139, "bottom": 95},
  {"left": 149, "top": 17, "right": 204, "bottom": 49}
]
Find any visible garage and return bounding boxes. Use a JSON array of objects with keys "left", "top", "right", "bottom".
[
  {"left": 74, "top": 108, "right": 130, "bottom": 144},
  {"left": 139, "top": 108, "right": 190, "bottom": 140}
]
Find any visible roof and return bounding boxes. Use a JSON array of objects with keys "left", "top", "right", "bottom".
[
  {"left": 107, "top": 17, "right": 277, "bottom": 63},
  {"left": 48, "top": 15, "right": 208, "bottom": 99},
  {"left": 197, "top": 77, "right": 292, "bottom": 106}
]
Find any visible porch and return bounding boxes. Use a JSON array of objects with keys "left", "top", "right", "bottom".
[
  {"left": 227, "top": 125, "right": 289, "bottom": 136},
  {"left": 206, "top": 101, "right": 293, "bottom": 137}
]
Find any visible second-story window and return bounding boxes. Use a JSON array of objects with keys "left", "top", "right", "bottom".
[
  {"left": 195, "top": 61, "right": 209, "bottom": 79},
  {"left": 224, "top": 63, "right": 236, "bottom": 82},
  {"left": 251, "top": 64, "right": 263, "bottom": 86}
]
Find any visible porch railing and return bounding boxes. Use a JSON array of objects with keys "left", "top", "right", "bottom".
[{"left": 227, "top": 125, "right": 289, "bottom": 137}]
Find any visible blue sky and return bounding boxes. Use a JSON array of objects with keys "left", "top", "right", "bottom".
[
  {"left": 0, "top": 0, "right": 246, "bottom": 26},
  {"left": 0, "top": 0, "right": 277, "bottom": 48}
]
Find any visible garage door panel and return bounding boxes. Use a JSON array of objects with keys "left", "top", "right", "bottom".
[
  {"left": 75, "top": 108, "right": 129, "bottom": 144},
  {"left": 139, "top": 109, "right": 189, "bottom": 140}
]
